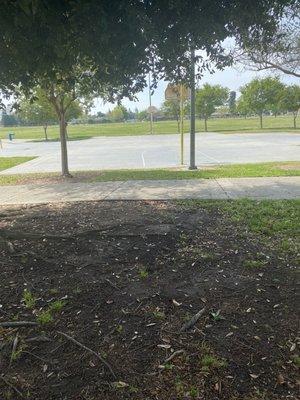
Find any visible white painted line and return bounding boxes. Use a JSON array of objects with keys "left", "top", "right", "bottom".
[
  {"left": 197, "top": 150, "right": 221, "bottom": 164},
  {"left": 141, "top": 152, "right": 146, "bottom": 167}
]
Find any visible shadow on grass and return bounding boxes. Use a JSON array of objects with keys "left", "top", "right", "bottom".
[{"left": 30, "top": 136, "right": 93, "bottom": 142}]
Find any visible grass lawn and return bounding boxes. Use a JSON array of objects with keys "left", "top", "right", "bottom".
[
  {"left": 0, "top": 115, "right": 298, "bottom": 140},
  {"left": 0, "top": 161, "right": 298, "bottom": 186},
  {"left": 0, "top": 156, "right": 35, "bottom": 172},
  {"left": 91, "top": 162, "right": 300, "bottom": 182},
  {"left": 0, "top": 199, "right": 298, "bottom": 399}
]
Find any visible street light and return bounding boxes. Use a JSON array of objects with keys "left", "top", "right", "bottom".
[
  {"left": 148, "top": 72, "right": 154, "bottom": 135},
  {"left": 189, "top": 47, "right": 197, "bottom": 170}
]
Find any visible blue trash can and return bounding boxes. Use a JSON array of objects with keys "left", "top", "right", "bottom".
[{"left": 8, "top": 132, "right": 15, "bottom": 141}]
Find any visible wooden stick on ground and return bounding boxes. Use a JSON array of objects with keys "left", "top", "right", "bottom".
[
  {"left": 57, "top": 331, "right": 116, "bottom": 379},
  {"left": 0, "top": 321, "right": 38, "bottom": 328},
  {"left": 164, "top": 349, "right": 185, "bottom": 364},
  {"left": 180, "top": 307, "right": 206, "bottom": 332}
]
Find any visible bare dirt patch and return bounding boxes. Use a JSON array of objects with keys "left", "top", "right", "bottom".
[{"left": 0, "top": 201, "right": 299, "bottom": 399}]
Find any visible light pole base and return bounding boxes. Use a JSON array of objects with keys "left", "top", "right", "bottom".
[{"left": 188, "top": 165, "right": 198, "bottom": 170}]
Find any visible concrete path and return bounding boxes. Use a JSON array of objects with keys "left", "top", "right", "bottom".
[
  {"left": 0, "top": 131, "right": 299, "bottom": 174},
  {"left": 0, "top": 177, "right": 299, "bottom": 205}
]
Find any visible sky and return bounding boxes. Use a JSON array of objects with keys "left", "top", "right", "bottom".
[{"left": 93, "top": 65, "right": 299, "bottom": 114}]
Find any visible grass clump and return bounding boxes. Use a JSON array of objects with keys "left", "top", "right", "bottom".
[
  {"left": 37, "top": 299, "right": 66, "bottom": 325},
  {"left": 243, "top": 260, "right": 267, "bottom": 269},
  {"left": 201, "top": 354, "right": 227, "bottom": 370},
  {"left": 22, "top": 289, "right": 36, "bottom": 309},
  {"left": 138, "top": 267, "right": 149, "bottom": 279},
  {"left": 37, "top": 310, "right": 53, "bottom": 325}
]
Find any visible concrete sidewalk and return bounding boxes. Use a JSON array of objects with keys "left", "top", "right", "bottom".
[{"left": 0, "top": 177, "right": 299, "bottom": 205}]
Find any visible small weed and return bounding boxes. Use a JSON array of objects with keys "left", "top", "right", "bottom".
[
  {"left": 116, "top": 324, "right": 123, "bottom": 333},
  {"left": 22, "top": 289, "right": 36, "bottom": 309},
  {"left": 48, "top": 300, "right": 66, "bottom": 313},
  {"left": 188, "top": 386, "right": 199, "bottom": 398},
  {"left": 175, "top": 377, "right": 184, "bottom": 395},
  {"left": 243, "top": 259, "right": 266, "bottom": 269},
  {"left": 153, "top": 309, "right": 165, "bottom": 320},
  {"left": 49, "top": 288, "right": 59, "bottom": 295},
  {"left": 179, "top": 233, "right": 189, "bottom": 245},
  {"left": 37, "top": 310, "right": 53, "bottom": 325},
  {"left": 210, "top": 309, "right": 225, "bottom": 321},
  {"left": 201, "top": 354, "right": 227, "bottom": 370},
  {"left": 11, "top": 344, "right": 26, "bottom": 361},
  {"left": 139, "top": 268, "right": 149, "bottom": 279},
  {"left": 164, "top": 363, "right": 174, "bottom": 370},
  {"left": 291, "top": 355, "right": 300, "bottom": 367},
  {"left": 129, "top": 386, "right": 139, "bottom": 393}
]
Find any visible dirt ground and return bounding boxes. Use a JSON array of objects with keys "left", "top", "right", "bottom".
[{"left": 0, "top": 200, "right": 299, "bottom": 400}]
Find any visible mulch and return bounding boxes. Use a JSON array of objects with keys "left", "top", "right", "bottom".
[{"left": 0, "top": 200, "right": 298, "bottom": 399}]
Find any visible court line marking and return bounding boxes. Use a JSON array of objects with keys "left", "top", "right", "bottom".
[{"left": 141, "top": 152, "right": 146, "bottom": 167}]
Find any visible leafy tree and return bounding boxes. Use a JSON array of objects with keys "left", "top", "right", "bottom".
[
  {"left": 280, "top": 85, "right": 300, "bottom": 128},
  {"left": 161, "top": 99, "right": 187, "bottom": 132},
  {"left": 239, "top": 77, "right": 285, "bottom": 128},
  {"left": 228, "top": 91, "right": 237, "bottom": 115},
  {"left": 195, "top": 84, "right": 229, "bottom": 131},
  {"left": 236, "top": 98, "right": 250, "bottom": 118},
  {"left": 18, "top": 88, "right": 83, "bottom": 140},
  {"left": 107, "top": 105, "right": 128, "bottom": 122},
  {"left": 1, "top": 110, "right": 18, "bottom": 127},
  {"left": 137, "top": 110, "right": 148, "bottom": 122},
  {"left": 0, "top": 1, "right": 294, "bottom": 175}
]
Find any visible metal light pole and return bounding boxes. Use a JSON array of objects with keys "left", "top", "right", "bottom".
[
  {"left": 180, "top": 84, "right": 184, "bottom": 165},
  {"left": 148, "top": 72, "right": 154, "bottom": 135},
  {"left": 189, "top": 47, "right": 197, "bottom": 170}
]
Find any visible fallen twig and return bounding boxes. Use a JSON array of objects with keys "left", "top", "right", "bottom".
[
  {"left": 0, "top": 321, "right": 38, "bottom": 328},
  {"left": 105, "top": 279, "right": 121, "bottom": 291},
  {"left": 57, "top": 331, "right": 116, "bottom": 379},
  {"left": 25, "top": 335, "right": 51, "bottom": 343},
  {"left": 0, "top": 375, "right": 24, "bottom": 398},
  {"left": 164, "top": 349, "right": 185, "bottom": 364},
  {"left": 180, "top": 307, "right": 206, "bottom": 332}
]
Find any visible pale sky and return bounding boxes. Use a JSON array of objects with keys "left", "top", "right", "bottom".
[{"left": 94, "top": 65, "right": 299, "bottom": 114}]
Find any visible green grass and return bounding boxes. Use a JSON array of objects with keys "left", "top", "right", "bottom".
[
  {"left": 181, "top": 199, "right": 299, "bottom": 258},
  {"left": 217, "top": 199, "right": 300, "bottom": 257},
  {"left": 0, "top": 115, "right": 298, "bottom": 140},
  {"left": 0, "top": 156, "right": 35, "bottom": 171},
  {"left": 91, "top": 162, "right": 300, "bottom": 182},
  {"left": 0, "top": 162, "right": 298, "bottom": 186},
  {"left": 218, "top": 199, "right": 300, "bottom": 237}
]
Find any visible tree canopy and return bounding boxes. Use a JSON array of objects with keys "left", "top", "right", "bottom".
[
  {"left": 0, "top": 0, "right": 295, "bottom": 98},
  {"left": 17, "top": 88, "right": 83, "bottom": 140},
  {"left": 279, "top": 85, "right": 300, "bottom": 127},
  {"left": 196, "top": 84, "right": 229, "bottom": 131},
  {"left": 239, "top": 77, "right": 285, "bottom": 127},
  {"left": 0, "top": 0, "right": 296, "bottom": 175}
]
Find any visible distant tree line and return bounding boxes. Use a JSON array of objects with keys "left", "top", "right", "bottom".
[
  {"left": 2, "top": 77, "right": 299, "bottom": 134},
  {"left": 162, "top": 77, "right": 300, "bottom": 131}
]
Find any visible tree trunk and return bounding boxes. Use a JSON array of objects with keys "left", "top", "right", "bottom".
[
  {"left": 59, "top": 112, "right": 71, "bottom": 177},
  {"left": 176, "top": 117, "right": 180, "bottom": 134},
  {"left": 293, "top": 114, "right": 297, "bottom": 129},
  {"left": 259, "top": 114, "right": 263, "bottom": 129},
  {"left": 65, "top": 121, "right": 69, "bottom": 139},
  {"left": 43, "top": 124, "right": 48, "bottom": 141},
  {"left": 204, "top": 118, "right": 207, "bottom": 132}
]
